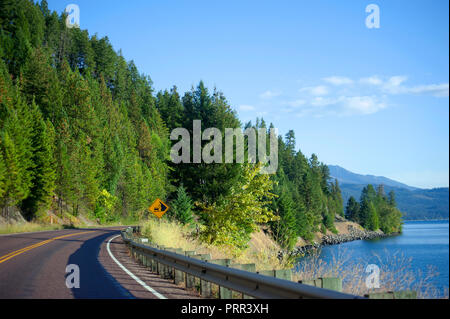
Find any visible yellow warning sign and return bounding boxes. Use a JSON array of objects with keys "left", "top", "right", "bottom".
[{"left": 148, "top": 198, "right": 170, "bottom": 219}]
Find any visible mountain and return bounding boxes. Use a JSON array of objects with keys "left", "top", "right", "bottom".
[
  {"left": 328, "top": 165, "right": 419, "bottom": 191},
  {"left": 329, "top": 166, "right": 449, "bottom": 220}
]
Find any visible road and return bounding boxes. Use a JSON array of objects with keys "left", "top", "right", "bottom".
[{"left": 0, "top": 228, "right": 201, "bottom": 299}]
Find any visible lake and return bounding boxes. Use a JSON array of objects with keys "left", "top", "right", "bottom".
[{"left": 297, "top": 220, "right": 449, "bottom": 298}]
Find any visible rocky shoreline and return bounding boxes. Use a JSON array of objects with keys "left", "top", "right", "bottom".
[{"left": 281, "top": 225, "right": 394, "bottom": 258}]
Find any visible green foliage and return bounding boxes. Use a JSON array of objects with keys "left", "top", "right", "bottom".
[
  {"left": 0, "top": 1, "right": 171, "bottom": 222},
  {"left": 197, "top": 164, "right": 277, "bottom": 250},
  {"left": 172, "top": 82, "right": 243, "bottom": 205},
  {"left": 20, "top": 104, "right": 56, "bottom": 218},
  {"left": 271, "top": 184, "right": 298, "bottom": 250},
  {"left": 0, "top": 149, "right": 6, "bottom": 200},
  {"left": 345, "top": 196, "right": 360, "bottom": 222},
  {"left": 364, "top": 201, "right": 379, "bottom": 231},
  {"left": 268, "top": 128, "right": 344, "bottom": 243},
  {"left": 0, "top": 90, "right": 34, "bottom": 212},
  {"left": 94, "top": 189, "right": 118, "bottom": 223},
  {"left": 347, "top": 184, "right": 403, "bottom": 234},
  {"left": 170, "top": 185, "right": 194, "bottom": 225},
  {"left": 156, "top": 86, "right": 184, "bottom": 131}
]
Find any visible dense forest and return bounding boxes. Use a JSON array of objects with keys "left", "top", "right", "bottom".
[
  {"left": 0, "top": 0, "right": 402, "bottom": 251},
  {"left": 345, "top": 185, "right": 403, "bottom": 234},
  {"left": 340, "top": 183, "right": 448, "bottom": 221}
]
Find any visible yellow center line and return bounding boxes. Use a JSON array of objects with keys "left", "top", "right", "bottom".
[
  {"left": 0, "top": 240, "right": 53, "bottom": 260},
  {"left": 0, "top": 231, "right": 96, "bottom": 264}
]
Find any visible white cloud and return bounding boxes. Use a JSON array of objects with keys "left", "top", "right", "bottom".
[
  {"left": 360, "top": 75, "right": 449, "bottom": 97},
  {"left": 259, "top": 90, "right": 281, "bottom": 99},
  {"left": 285, "top": 99, "right": 306, "bottom": 107},
  {"left": 310, "top": 96, "right": 340, "bottom": 107},
  {"left": 270, "top": 75, "right": 448, "bottom": 118},
  {"left": 382, "top": 76, "right": 408, "bottom": 94},
  {"left": 323, "top": 76, "right": 353, "bottom": 86},
  {"left": 387, "top": 76, "right": 408, "bottom": 87},
  {"left": 296, "top": 95, "right": 387, "bottom": 117},
  {"left": 406, "top": 83, "right": 449, "bottom": 97},
  {"left": 300, "top": 85, "right": 329, "bottom": 96},
  {"left": 342, "top": 96, "right": 387, "bottom": 115},
  {"left": 239, "top": 104, "right": 256, "bottom": 111},
  {"left": 387, "top": 83, "right": 449, "bottom": 97},
  {"left": 360, "top": 76, "right": 383, "bottom": 86}
]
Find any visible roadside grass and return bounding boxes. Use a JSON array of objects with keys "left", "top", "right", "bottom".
[
  {"left": 140, "top": 218, "right": 293, "bottom": 271},
  {"left": 81, "top": 219, "right": 139, "bottom": 229},
  {"left": 293, "top": 247, "right": 448, "bottom": 299},
  {"left": 0, "top": 215, "right": 138, "bottom": 235}
]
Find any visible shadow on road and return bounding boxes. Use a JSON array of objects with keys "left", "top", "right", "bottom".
[{"left": 67, "top": 230, "right": 133, "bottom": 299}]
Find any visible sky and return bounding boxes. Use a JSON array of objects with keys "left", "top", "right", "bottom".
[{"left": 47, "top": 0, "right": 449, "bottom": 189}]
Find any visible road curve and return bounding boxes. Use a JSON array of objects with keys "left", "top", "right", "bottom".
[{"left": 0, "top": 228, "right": 201, "bottom": 299}]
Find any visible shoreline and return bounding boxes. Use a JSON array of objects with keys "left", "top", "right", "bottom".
[
  {"left": 403, "top": 219, "right": 449, "bottom": 222},
  {"left": 284, "top": 224, "right": 398, "bottom": 258}
]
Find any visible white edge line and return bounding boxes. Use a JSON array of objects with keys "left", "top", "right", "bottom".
[{"left": 107, "top": 235, "right": 167, "bottom": 299}]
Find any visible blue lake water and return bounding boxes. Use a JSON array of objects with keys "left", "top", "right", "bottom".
[{"left": 298, "top": 220, "right": 449, "bottom": 297}]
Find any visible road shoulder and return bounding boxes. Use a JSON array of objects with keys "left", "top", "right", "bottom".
[{"left": 99, "top": 235, "right": 202, "bottom": 299}]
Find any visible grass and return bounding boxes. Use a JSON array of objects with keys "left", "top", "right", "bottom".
[
  {"left": 293, "top": 247, "right": 449, "bottom": 299},
  {"left": 140, "top": 217, "right": 293, "bottom": 271},
  {"left": 0, "top": 211, "right": 140, "bottom": 235},
  {"left": 0, "top": 222, "right": 63, "bottom": 235}
]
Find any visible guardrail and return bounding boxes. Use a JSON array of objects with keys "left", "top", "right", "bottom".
[{"left": 120, "top": 228, "right": 363, "bottom": 299}]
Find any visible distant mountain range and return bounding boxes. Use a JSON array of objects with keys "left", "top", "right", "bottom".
[
  {"left": 328, "top": 165, "right": 419, "bottom": 191},
  {"left": 328, "top": 165, "right": 449, "bottom": 221}
]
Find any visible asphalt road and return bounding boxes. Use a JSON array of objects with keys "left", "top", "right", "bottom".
[{"left": 0, "top": 228, "right": 201, "bottom": 299}]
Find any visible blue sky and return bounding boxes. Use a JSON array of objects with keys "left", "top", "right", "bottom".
[{"left": 47, "top": 0, "right": 449, "bottom": 189}]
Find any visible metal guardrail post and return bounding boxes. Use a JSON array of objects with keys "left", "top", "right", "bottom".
[
  {"left": 151, "top": 249, "right": 158, "bottom": 273},
  {"left": 258, "top": 269, "right": 293, "bottom": 289},
  {"left": 157, "top": 245, "right": 166, "bottom": 277},
  {"left": 232, "top": 264, "right": 256, "bottom": 299},
  {"left": 173, "top": 249, "right": 185, "bottom": 285},
  {"left": 121, "top": 235, "right": 362, "bottom": 299},
  {"left": 193, "top": 254, "right": 212, "bottom": 297},
  {"left": 166, "top": 248, "right": 183, "bottom": 282},
  {"left": 211, "top": 259, "right": 233, "bottom": 299},
  {"left": 299, "top": 277, "right": 343, "bottom": 292},
  {"left": 184, "top": 251, "right": 196, "bottom": 289}
]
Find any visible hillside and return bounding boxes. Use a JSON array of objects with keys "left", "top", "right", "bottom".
[
  {"left": 0, "top": 0, "right": 350, "bottom": 252},
  {"left": 329, "top": 165, "right": 449, "bottom": 220},
  {"left": 339, "top": 184, "right": 448, "bottom": 221},
  {"left": 328, "top": 165, "right": 419, "bottom": 191}
]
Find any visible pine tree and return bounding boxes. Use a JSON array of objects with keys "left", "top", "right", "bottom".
[
  {"left": 272, "top": 186, "right": 298, "bottom": 250},
  {"left": 20, "top": 47, "right": 63, "bottom": 121},
  {"left": 156, "top": 86, "right": 184, "bottom": 131},
  {"left": 364, "top": 202, "right": 379, "bottom": 231},
  {"left": 388, "top": 191, "right": 396, "bottom": 207},
  {"left": 331, "top": 179, "right": 344, "bottom": 217},
  {"left": 21, "top": 103, "right": 56, "bottom": 219},
  {"left": 171, "top": 185, "right": 194, "bottom": 225},
  {"left": 90, "top": 35, "right": 116, "bottom": 83},
  {"left": 0, "top": 92, "right": 34, "bottom": 214},
  {"left": 0, "top": 130, "right": 32, "bottom": 212},
  {"left": 175, "top": 82, "right": 242, "bottom": 205},
  {"left": 0, "top": 149, "right": 6, "bottom": 200},
  {"left": 345, "top": 196, "right": 360, "bottom": 222}
]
